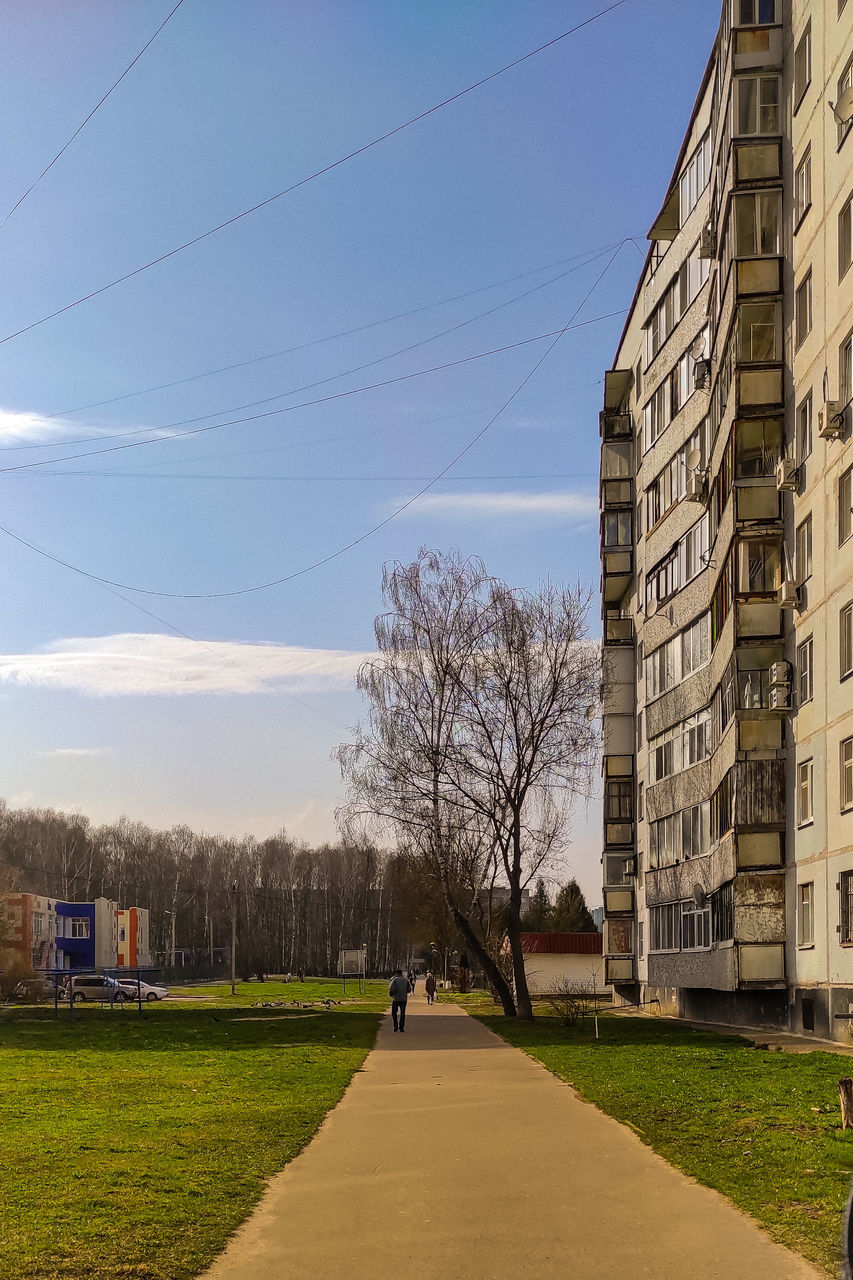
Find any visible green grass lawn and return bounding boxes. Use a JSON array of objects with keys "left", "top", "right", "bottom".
[
  {"left": 0, "top": 979, "right": 387, "bottom": 1280},
  {"left": 455, "top": 993, "right": 853, "bottom": 1277}
]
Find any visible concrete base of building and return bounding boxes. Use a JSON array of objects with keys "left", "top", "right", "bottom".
[{"left": 789, "top": 986, "right": 853, "bottom": 1043}]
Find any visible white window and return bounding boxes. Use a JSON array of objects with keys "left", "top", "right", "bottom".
[
  {"left": 795, "top": 150, "right": 811, "bottom": 227},
  {"left": 798, "top": 882, "right": 814, "bottom": 947},
  {"left": 734, "top": 75, "right": 780, "bottom": 137},
  {"left": 840, "top": 193, "right": 853, "bottom": 279},
  {"left": 794, "top": 24, "right": 811, "bottom": 109},
  {"left": 797, "top": 636, "right": 813, "bottom": 704},
  {"left": 842, "top": 738, "right": 853, "bottom": 811},
  {"left": 796, "top": 515, "right": 812, "bottom": 584},
  {"left": 738, "top": 301, "right": 781, "bottom": 362},
  {"left": 681, "top": 514, "right": 710, "bottom": 583},
  {"left": 643, "top": 383, "right": 670, "bottom": 450},
  {"left": 679, "top": 131, "right": 711, "bottom": 225},
  {"left": 840, "top": 330, "right": 853, "bottom": 408},
  {"left": 797, "top": 393, "right": 812, "bottom": 462},
  {"left": 840, "top": 467, "right": 853, "bottom": 546},
  {"left": 682, "top": 613, "right": 711, "bottom": 676},
  {"left": 842, "top": 870, "right": 853, "bottom": 944},
  {"left": 798, "top": 759, "right": 813, "bottom": 826},
  {"left": 681, "top": 904, "right": 711, "bottom": 950},
  {"left": 736, "top": 0, "right": 777, "bottom": 24},
  {"left": 32, "top": 911, "right": 45, "bottom": 938},
  {"left": 795, "top": 272, "right": 812, "bottom": 348},
  {"left": 842, "top": 602, "right": 853, "bottom": 678},
  {"left": 70, "top": 918, "right": 90, "bottom": 939},
  {"left": 838, "top": 55, "right": 853, "bottom": 148}
]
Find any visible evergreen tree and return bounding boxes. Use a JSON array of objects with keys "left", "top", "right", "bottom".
[
  {"left": 549, "top": 879, "right": 597, "bottom": 932},
  {"left": 521, "top": 878, "right": 551, "bottom": 931}
]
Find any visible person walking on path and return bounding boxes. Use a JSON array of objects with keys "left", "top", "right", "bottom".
[
  {"left": 425, "top": 971, "right": 437, "bottom": 1005},
  {"left": 389, "top": 969, "right": 410, "bottom": 1032},
  {"left": 408, "top": 969, "right": 416, "bottom": 994}
]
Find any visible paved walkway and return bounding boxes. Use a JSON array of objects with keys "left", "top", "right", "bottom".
[{"left": 201, "top": 995, "right": 825, "bottom": 1280}]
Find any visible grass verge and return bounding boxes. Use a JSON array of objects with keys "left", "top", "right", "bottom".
[
  {"left": 0, "top": 979, "right": 387, "bottom": 1280},
  {"left": 456, "top": 993, "right": 853, "bottom": 1277}
]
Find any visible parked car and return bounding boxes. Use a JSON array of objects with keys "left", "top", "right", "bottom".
[
  {"left": 12, "top": 976, "right": 62, "bottom": 1002},
  {"left": 62, "top": 975, "right": 127, "bottom": 1002},
  {"left": 115, "top": 978, "right": 169, "bottom": 1002}
]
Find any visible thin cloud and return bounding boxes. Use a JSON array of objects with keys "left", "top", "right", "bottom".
[
  {"left": 0, "top": 408, "right": 82, "bottom": 444},
  {"left": 37, "top": 747, "right": 111, "bottom": 758},
  {"left": 0, "top": 634, "right": 370, "bottom": 698},
  {"left": 393, "top": 490, "right": 598, "bottom": 522}
]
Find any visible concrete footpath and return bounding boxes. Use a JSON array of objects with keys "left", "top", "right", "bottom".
[{"left": 201, "top": 995, "right": 825, "bottom": 1280}]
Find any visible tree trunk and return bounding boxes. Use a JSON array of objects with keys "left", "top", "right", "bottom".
[
  {"left": 840, "top": 1077, "right": 853, "bottom": 1129},
  {"left": 506, "top": 825, "right": 534, "bottom": 1020},
  {"left": 442, "top": 884, "right": 516, "bottom": 1016}
]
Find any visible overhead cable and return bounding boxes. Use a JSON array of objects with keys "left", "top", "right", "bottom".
[
  {"left": 1, "top": 0, "right": 186, "bottom": 227},
  {"left": 0, "top": 1, "right": 630, "bottom": 348},
  {"left": 0, "top": 244, "right": 628, "bottom": 597}
]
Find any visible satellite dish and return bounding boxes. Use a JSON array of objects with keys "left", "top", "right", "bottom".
[
  {"left": 689, "top": 332, "right": 707, "bottom": 360},
  {"left": 692, "top": 883, "right": 707, "bottom": 908},
  {"left": 686, "top": 447, "right": 702, "bottom": 471},
  {"left": 832, "top": 85, "right": 853, "bottom": 125}
]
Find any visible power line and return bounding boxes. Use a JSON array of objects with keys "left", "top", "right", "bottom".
[
  {"left": 0, "top": 310, "right": 627, "bottom": 476},
  {"left": 1, "top": 0, "right": 186, "bottom": 227},
  {"left": 0, "top": 1, "right": 631, "bottom": 348},
  {"left": 15, "top": 471, "right": 598, "bottom": 483},
  {"left": 44, "top": 243, "right": 621, "bottom": 422},
  {"left": 0, "top": 250, "right": 611, "bottom": 455},
  {"left": 0, "top": 245, "right": 627, "bottom": 598}
]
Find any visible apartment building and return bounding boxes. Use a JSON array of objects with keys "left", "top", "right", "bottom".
[{"left": 601, "top": 0, "right": 853, "bottom": 1038}]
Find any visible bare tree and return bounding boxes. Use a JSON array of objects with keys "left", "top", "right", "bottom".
[{"left": 336, "top": 550, "right": 599, "bottom": 1020}]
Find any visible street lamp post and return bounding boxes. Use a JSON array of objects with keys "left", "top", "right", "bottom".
[{"left": 230, "top": 880, "right": 238, "bottom": 996}]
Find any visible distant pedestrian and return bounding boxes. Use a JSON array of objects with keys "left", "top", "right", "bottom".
[
  {"left": 389, "top": 969, "right": 410, "bottom": 1032},
  {"left": 425, "top": 971, "right": 436, "bottom": 1005},
  {"left": 408, "top": 969, "right": 416, "bottom": 993},
  {"left": 297, "top": 968, "right": 304, "bottom": 983}
]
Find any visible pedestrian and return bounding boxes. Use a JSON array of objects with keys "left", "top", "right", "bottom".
[
  {"left": 408, "top": 969, "right": 416, "bottom": 993},
  {"left": 297, "top": 968, "right": 304, "bottom": 983},
  {"left": 388, "top": 969, "right": 410, "bottom": 1033},
  {"left": 425, "top": 971, "right": 437, "bottom": 1006}
]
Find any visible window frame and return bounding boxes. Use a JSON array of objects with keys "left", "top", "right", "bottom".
[
  {"left": 794, "top": 23, "right": 811, "bottom": 113},
  {"left": 797, "top": 882, "right": 814, "bottom": 947},
  {"left": 797, "top": 758, "right": 814, "bottom": 827},
  {"left": 840, "top": 467, "right": 853, "bottom": 547},
  {"left": 840, "top": 193, "right": 853, "bottom": 280},
  {"left": 797, "top": 635, "right": 814, "bottom": 705},
  {"left": 842, "top": 737, "right": 853, "bottom": 812},
  {"left": 795, "top": 271, "right": 813, "bottom": 349},
  {"left": 797, "top": 393, "right": 813, "bottom": 464},
  {"left": 794, "top": 148, "right": 812, "bottom": 230},
  {"left": 841, "top": 601, "right": 853, "bottom": 679},
  {"left": 841, "top": 869, "right": 853, "bottom": 945}
]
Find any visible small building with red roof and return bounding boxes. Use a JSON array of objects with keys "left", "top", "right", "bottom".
[{"left": 515, "top": 932, "right": 605, "bottom": 995}]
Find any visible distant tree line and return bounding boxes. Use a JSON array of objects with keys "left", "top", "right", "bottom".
[
  {"left": 521, "top": 878, "right": 598, "bottom": 934},
  {"left": 0, "top": 801, "right": 446, "bottom": 978}
]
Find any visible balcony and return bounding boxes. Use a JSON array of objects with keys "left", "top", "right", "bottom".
[
  {"left": 604, "top": 851, "right": 635, "bottom": 887},
  {"left": 599, "top": 410, "right": 632, "bottom": 441},
  {"left": 601, "top": 478, "right": 633, "bottom": 510},
  {"left": 602, "top": 549, "right": 633, "bottom": 603},
  {"left": 603, "top": 885, "right": 634, "bottom": 916},
  {"left": 604, "top": 614, "right": 634, "bottom": 644}
]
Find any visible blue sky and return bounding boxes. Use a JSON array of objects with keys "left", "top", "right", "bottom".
[{"left": 0, "top": 1, "right": 719, "bottom": 903}]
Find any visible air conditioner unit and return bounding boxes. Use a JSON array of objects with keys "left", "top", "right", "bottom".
[
  {"left": 698, "top": 225, "right": 716, "bottom": 259},
  {"left": 775, "top": 458, "right": 799, "bottom": 491},
  {"left": 818, "top": 401, "right": 843, "bottom": 439},
  {"left": 778, "top": 581, "right": 800, "bottom": 609},
  {"left": 684, "top": 472, "right": 706, "bottom": 503},
  {"left": 693, "top": 358, "right": 711, "bottom": 391},
  {"left": 769, "top": 660, "right": 792, "bottom": 688},
  {"left": 623, "top": 857, "right": 637, "bottom": 877},
  {"left": 769, "top": 684, "right": 793, "bottom": 711}
]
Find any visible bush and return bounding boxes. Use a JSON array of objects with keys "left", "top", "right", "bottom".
[{"left": 545, "top": 978, "right": 598, "bottom": 1027}]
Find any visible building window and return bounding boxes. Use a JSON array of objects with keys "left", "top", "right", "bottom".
[
  {"left": 637, "top": 781, "right": 644, "bottom": 821},
  {"left": 736, "top": 417, "right": 781, "bottom": 477},
  {"left": 842, "top": 602, "right": 853, "bottom": 678},
  {"left": 740, "top": 537, "right": 781, "bottom": 593},
  {"left": 603, "top": 510, "right": 632, "bottom": 547},
  {"left": 32, "top": 911, "right": 45, "bottom": 938},
  {"left": 798, "top": 758, "right": 814, "bottom": 826},
  {"left": 841, "top": 195, "right": 853, "bottom": 279},
  {"left": 605, "top": 779, "right": 633, "bottom": 822},
  {"left": 681, "top": 904, "right": 711, "bottom": 950},
  {"left": 650, "top": 902, "right": 681, "bottom": 952},
  {"left": 838, "top": 55, "right": 853, "bottom": 147},
  {"left": 840, "top": 467, "right": 853, "bottom": 546},
  {"left": 795, "top": 149, "right": 811, "bottom": 227},
  {"left": 841, "top": 870, "right": 853, "bottom": 944},
  {"left": 797, "top": 636, "right": 813, "bottom": 704},
  {"left": 843, "top": 738, "right": 853, "bottom": 810},
  {"left": 736, "top": 1, "right": 777, "bottom": 25},
  {"left": 732, "top": 190, "right": 781, "bottom": 258},
  {"left": 796, "top": 272, "right": 812, "bottom": 348},
  {"left": 734, "top": 75, "right": 780, "bottom": 137},
  {"left": 794, "top": 24, "right": 811, "bottom": 110},
  {"left": 69, "top": 918, "right": 90, "bottom": 939},
  {"left": 711, "top": 882, "right": 734, "bottom": 942},
  {"left": 796, "top": 515, "right": 812, "bottom": 584},
  {"left": 637, "top": 920, "right": 645, "bottom": 960},
  {"left": 841, "top": 330, "right": 853, "bottom": 409},
  {"left": 798, "top": 882, "right": 814, "bottom": 946},
  {"left": 738, "top": 301, "right": 780, "bottom": 362},
  {"left": 797, "top": 393, "right": 812, "bottom": 463},
  {"left": 679, "top": 130, "right": 711, "bottom": 226}
]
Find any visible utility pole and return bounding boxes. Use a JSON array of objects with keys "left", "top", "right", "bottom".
[{"left": 230, "top": 879, "right": 238, "bottom": 996}]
